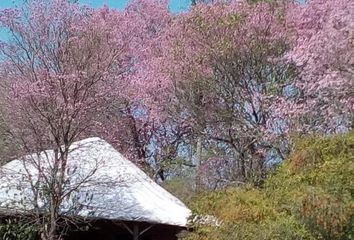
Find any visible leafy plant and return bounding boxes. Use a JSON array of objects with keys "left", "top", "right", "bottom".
[
  {"left": 0, "top": 219, "right": 38, "bottom": 240},
  {"left": 186, "top": 132, "right": 354, "bottom": 240}
]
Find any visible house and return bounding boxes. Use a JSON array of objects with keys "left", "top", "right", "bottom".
[{"left": 0, "top": 138, "right": 191, "bottom": 240}]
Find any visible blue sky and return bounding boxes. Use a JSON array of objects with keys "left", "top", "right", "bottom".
[{"left": 0, "top": 0, "right": 191, "bottom": 12}]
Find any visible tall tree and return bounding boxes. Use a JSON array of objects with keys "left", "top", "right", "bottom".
[
  {"left": 93, "top": 0, "right": 186, "bottom": 179},
  {"left": 0, "top": 0, "right": 131, "bottom": 239},
  {"left": 153, "top": 1, "right": 296, "bottom": 187},
  {"left": 274, "top": 0, "right": 354, "bottom": 134}
]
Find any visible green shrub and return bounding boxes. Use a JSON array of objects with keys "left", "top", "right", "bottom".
[
  {"left": 0, "top": 219, "right": 38, "bottom": 240},
  {"left": 187, "top": 132, "right": 354, "bottom": 240}
]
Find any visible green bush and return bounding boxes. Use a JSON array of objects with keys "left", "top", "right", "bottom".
[
  {"left": 0, "top": 219, "right": 38, "bottom": 240},
  {"left": 187, "top": 132, "right": 354, "bottom": 240}
]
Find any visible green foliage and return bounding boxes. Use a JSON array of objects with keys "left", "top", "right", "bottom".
[
  {"left": 0, "top": 118, "right": 10, "bottom": 165},
  {"left": 266, "top": 132, "right": 354, "bottom": 239},
  {"left": 0, "top": 219, "right": 39, "bottom": 240},
  {"left": 186, "top": 132, "right": 354, "bottom": 240},
  {"left": 163, "top": 176, "right": 197, "bottom": 204},
  {"left": 0, "top": 116, "right": 18, "bottom": 165},
  {"left": 187, "top": 188, "right": 315, "bottom": 240}
]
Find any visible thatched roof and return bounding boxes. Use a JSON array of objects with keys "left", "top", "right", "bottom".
[{"left": 0, "top": 138, "right": 191, "bottom": 227}]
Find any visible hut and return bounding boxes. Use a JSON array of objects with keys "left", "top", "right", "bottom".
[{"left": 0, "top": 138, "right": 191, "bottom": 240}]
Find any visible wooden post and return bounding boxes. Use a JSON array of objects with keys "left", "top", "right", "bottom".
[{"left": 133, "top": 224, "right": 139, "bottom": 240}]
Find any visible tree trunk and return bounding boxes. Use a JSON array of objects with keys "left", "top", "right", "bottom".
[
  {"left": 239, "top": 152, "right": 247, "bottom": 181},
  {"left": 48, "top": 207, "right": 58, "bottom": 240},
  {"left": 195, "top": 137, "right": 202, "bottom": 191}
]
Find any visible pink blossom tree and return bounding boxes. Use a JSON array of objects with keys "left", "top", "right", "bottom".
[
  {"left": 0, "top": 0, "right": 184, "bottom": 236},
  {"left": 277, "top": 0, "right": 354, "bottom": 133},
  {"left": 152, "top": 0, "right": 296, "bottom": 186},
  {"left": 0, "top": 0, "right": 132, "bottom": 239},
  {"left": 0, "top": 0, "right": 177, "bottom": 174},
  {"left": 91, "top": 0, "right": 189, "bottom": 179}
]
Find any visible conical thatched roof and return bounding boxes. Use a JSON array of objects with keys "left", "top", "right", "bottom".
[{"left": 0, "top": 138, "right": 191, "bottom": 227}]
